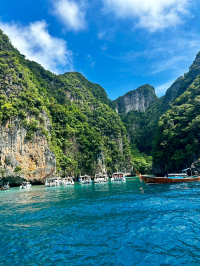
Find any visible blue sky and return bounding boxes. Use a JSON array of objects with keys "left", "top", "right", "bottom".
[{"left": 0, "top": 0, "right": 200, "bottom": 100}]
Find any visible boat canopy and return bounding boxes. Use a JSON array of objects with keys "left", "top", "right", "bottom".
[
  {"left": 168, "top": 173, "right": 187, "bottom": 176},
  {"left": 95, "top": 174, "right": 107, "bottom": 177},
  {"left": 45, "top": 177, "right": 61, "bottom": 182},
  {"left": 113, "top": 172, "right": 124, "bottom": 175},
  {"left": 182, "top": 168, "right": 190, "bottom": 172},
  {"left": 80, "top": 175, "right": 91, "bottom": 179}
]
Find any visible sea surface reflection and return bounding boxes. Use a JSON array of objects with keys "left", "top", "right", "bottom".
[{"left": 1, "top": 180, "right": 200, "bottom": 265}]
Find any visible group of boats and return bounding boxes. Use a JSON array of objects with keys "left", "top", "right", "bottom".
[
  {"left": 45, "top": 172, "right": 126, "bottom": 187},
  {"left": 2, "top": 168, "right": 200, "bottom": 190},
  {"left": 0, "top": 172, "right": 126, "bottom": 191}
]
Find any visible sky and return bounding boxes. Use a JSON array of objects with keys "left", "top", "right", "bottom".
[{"left": 0, "top": 0, "right": 200, "bottom": 100}]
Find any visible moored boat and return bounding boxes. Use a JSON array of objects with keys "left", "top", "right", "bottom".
[
  {"left": 94, "top": 174, "right": 109, "bottom": 183},
  {"left": 141, "top": 173, "right": 200, "bottom": 185},
  {"left": 111, "top": 172, "right": 126, "bottom": 182},
  {"left": 20, "top": 181, "right": 32, "bottom": 189},
  {"left": 78, "top": 175, "right": 92, "bottom": 184},
  {"left": 60, "top": 177, "right": 74, "bottom": 185},
  {"left": 45, "top": 177, "right": 61, "bottom": 187},
  {"left": 1, "top": 183, "right": 10, "bottom": 191}
]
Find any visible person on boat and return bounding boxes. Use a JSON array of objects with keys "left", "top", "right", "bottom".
[{"left": 187, "top": 168, "right": 192, "bottom": 176}]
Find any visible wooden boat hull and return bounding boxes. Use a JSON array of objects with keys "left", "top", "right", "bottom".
[{"left": 142, "top": 175, "right": 200, "bottom": 185}]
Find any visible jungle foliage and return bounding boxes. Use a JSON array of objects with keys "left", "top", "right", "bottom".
[
  {"left": 113, "top": 51, "right": 200, "bottom": 173},
  {"left": 153, "top": 75, "right": 200, "bottom": 172},
  {"left": 0, "top": 30, "right": 132, "bottom": 177},
  {"left": 2, "top": 27, "right": 200, "bottom": 176}
]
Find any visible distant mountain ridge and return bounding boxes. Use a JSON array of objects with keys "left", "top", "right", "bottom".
[{"left": 112, "top": 50, "right": 200, "bottom": 174}]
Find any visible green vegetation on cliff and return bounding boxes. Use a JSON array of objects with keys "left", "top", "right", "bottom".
[
  {"left": 0, "top": 29, "right": 132, "bottom": 177},
  {"left": 111, "top": 51, "right": 200, "bottom": 174},
  {"left": 153, "top": 75, "right": 200, "bottom": 172},
  {"left": 110, "top": 85, "right": 159, "bottom": 173},
  {"left": 2, "top": 26, "right": 200, "bottom": 177}
]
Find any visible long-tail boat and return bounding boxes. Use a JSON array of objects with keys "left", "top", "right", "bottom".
[
  {"left": 141, "top": 174, "right": 200, "bottom": 184},
  {"left": 134, "top": 168, "right": 200, "bottom": 185}
]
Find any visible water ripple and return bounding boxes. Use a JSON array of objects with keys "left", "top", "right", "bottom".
[{"left": 1, "top": 181, "right": 200, "bottom": 265}]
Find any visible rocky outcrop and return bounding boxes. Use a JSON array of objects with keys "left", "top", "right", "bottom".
[
  {"left": 0, "top": 114, "right": 56, "bottom": 186},
  {"left": 113, "top": 84, "right": 157, "bottom": 114},
  {"left": 94, "top": 151, "right": 107, "bottom": 174},
  {"left": 161, "top": 77, "right": 184, "bottom": 112}
]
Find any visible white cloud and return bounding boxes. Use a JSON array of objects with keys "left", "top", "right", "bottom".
[
  {"left": 148, "top": 37, "right": 200, "bottom": 75},
  {"left": 101, "top": 45, "right": 107, "bottom": 51},
  {"left": 98, "top": 31, "right": 106, "bottom": 40},
  {"left": 52, "top": 0, "right": 87, "bottom": 31},
  {"left": 97, "top": 29, "right": 116, "bottom": 41},
  {"left": 103, "top": 33, "right": 200, "bottom": 96},
  {"left": 0, "top": 20, "right": 73, "bottom": 73},
  {"left": 105, "top": 34, "right": 200, "bottom": 74},
  {"left": 102, "top": 0, "right": 192, "bottom": 31},
  {"left": 85, "top": 55, "right": 95, "bottom": 68}
]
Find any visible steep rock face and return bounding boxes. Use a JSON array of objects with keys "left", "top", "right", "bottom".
[
  {"left": 112, "top": 85, "right": 157, "bottom": 114},
  {"left": 161, "top": 77, "right": 184, "bottom": 112},
  {"left": 0, "top": 114, "right": 56, "bottom": 186},
  {"left": 119, "top": 51, "right": 200, "bottom": 162},
  {"left": 120, "top": 90, "right": 154, "bottom": 113}
]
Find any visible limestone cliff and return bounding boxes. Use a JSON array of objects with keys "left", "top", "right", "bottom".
[
  {"left": 0, "top": 113, "right": 56, "bottom": 186},
  {"left": 112, "top": 84, "right": 157, "bottom": 115}
]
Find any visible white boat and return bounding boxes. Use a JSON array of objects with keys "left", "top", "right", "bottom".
[
  {"left": 60, "top": 177, "right": 74, "bottom": 186},
  {"left": 111, "top": 172, "right": 126, "bottom": 182},
  {"left": 1, "top": 183, "right": 10, "bottom": 190},
  {"left": 45, "top": 177, "right": 61, "bottom": 187},
  {"left": 94, "top": 174, "right": 109, "bottom": 183},
  {"left": 20, "top": 182, "right": 32, "bottom": 189},
  {"left": 78, "top": 174, "right": 92, "bottom": 184}
]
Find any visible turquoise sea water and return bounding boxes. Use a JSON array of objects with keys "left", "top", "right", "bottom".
[{"left": 1, "top": 179, "right": 200, "bottom": 266}]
